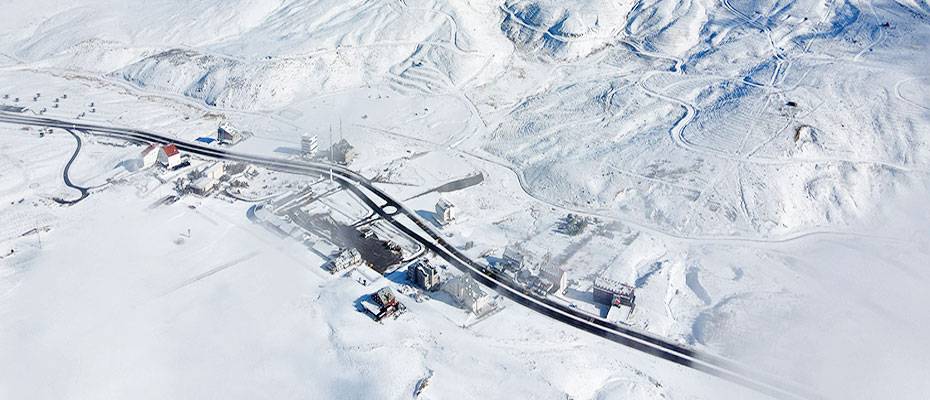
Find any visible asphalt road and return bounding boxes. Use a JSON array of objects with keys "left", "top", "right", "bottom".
[
  {"left": 0, "top": 112, "right": 817, "bottom": 400},
  {"left": 55, "top": 128, "right": 90, "bottom": 204}
]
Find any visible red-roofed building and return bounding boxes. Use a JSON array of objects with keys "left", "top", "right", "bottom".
[{"left": 158, "top": 144, "right": 182, "bottom": 169}]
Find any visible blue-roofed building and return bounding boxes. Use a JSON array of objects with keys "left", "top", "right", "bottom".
[{"left": 196, "top": 137, "right": 216, "bottom": 144}]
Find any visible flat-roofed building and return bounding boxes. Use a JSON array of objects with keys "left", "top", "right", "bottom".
[
  {"left": 593, "top": 276, "right": 636, "bottom": 308},
  {"left": 444, "top": 274, "right": 492, "bottom": 315},
  {"left": 407, "top": 259, "right": 441, "bottom": 291},
  {"left": 435, "top": 198, "right": 456, "bottom": 225}
]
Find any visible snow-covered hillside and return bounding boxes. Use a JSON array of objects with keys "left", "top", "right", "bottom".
[{"left": 2, "top": 0, "right": 930, "bottom": 398}]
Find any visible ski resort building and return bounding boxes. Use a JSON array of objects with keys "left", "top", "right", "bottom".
[
  {"left": 502, "top": 246, "right": 525, "bottom": 269},
  {"left": 444, "top": 275, "right": 492, "bottom": 315},
  {"left": 139, "top": 144, "right": 160, "bottom": 168},
  {"left": 539, "top": 264, "right": 568, "bottom": 295},
  {"left": 593, "top": 276, "right": 636, "bottom": 308},
  {"left": 158, "top": 144, "right": 182, "bottom": 169},
  {"left": 407, "top": 259, "right": 441, "bottom": 291},
  {"left": 217, "top": 122, "right": 244, "bottom": 145},
  {"left": 188, "top": 163, "right": 225, "bottom": 196},
  {"left": 330, "top": 248, "right": 363, "bottom": 273},
  {"left": 435, "top": 198, "right": 456, "bottom": 225},
  {"left": 330, "top": 139, "right": 357, "bottom": 165},
  {"left": 360, "top": 287, "right": 406, "bottom": 322},
  {"left": 301, "top": 134, "right": 318, "bottom": 159},
  {"left": 190, "top": 176, "right": 217, "bottom": 196}
]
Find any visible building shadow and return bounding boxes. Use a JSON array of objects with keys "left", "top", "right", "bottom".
[
  {"left": 415, "top": 209, "right": 441, "bottom": 228},
  {"left": 273, "top": 146, "right": 302, "bottom": 156},
  {"left": 352, "top": 294, "right": 378, "bottom": 321},
  {"left": 383, "top": 268, "right": 411, "bottom": 286},
  {"left": 483, "top": 255, "right": 505, "bottom": 267},
  {"left": 116, "top": 158, "right": 142, "bottom": 172}
]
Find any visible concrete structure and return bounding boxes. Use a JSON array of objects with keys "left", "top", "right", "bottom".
[
  {"left": 330, "top": 138, "right": 357, "bottom": 165},
  {"left": 407, "top": 259, "right": 441, "bottom": 291},
  {"left": 217, "top": 122, "right": 244, "bottom": 145},
  {"left": 139, "top": 144, "right": 160, "bottom": 169},
  {"left": 443, "top": 274, "right": 492, "bottom": 315},
  {"left": 502, "top": 246, "right": 525, "bottom": 269},
  {"left": 435, "top": 198, "right": 456, "bottom": 225},
  {"left": 200, "top": 162, "right": 226, "bottom": 181},
  {"left": 330, "top": 248, "right": 363, "bottom": 274},
  {"left": 158, "top": 144, "right": 182, "bottom": 169},
  {"left": 190, "top": 176, "right": 217, "bottom": 196},
  {"left": 539, "top": 264, "right": 569, "bottom": 295},
  {"left": 255, "top": 205, "right": 299, "bottom": 236},
  {"left": 301, "top": 134, "right": 319, "bottom": 159},
  {"left": 593, "top": 276, "right": 636, "bottom": 308}
]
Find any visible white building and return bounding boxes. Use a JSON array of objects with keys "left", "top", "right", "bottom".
[
  {"left": 254, "top": 205, "right": 299, "bottom": 237},
  {"left": 218, "top": 122, "right": 244, "bottom": 145},
  {"left": 139, "top": 144, "right": 160, "bottom": 169},
  {"left": 190, "top": 176, "right": 217, "bottom": 195},
  {"left": 443, "top": 274, "right": 492, "bottom": 315},
  {"left": 201, "top": 162, "right": 226, "bottom": 180},
  {"left": 407, "top": 259, "right": 441, "bottom": 291},
  {"left": 435, "top": 198, "right": 456, "bottom": 225},
  {"left": 158, "top": 144, "right": 182, "bottom": 169},
  {"left": 539, "top": 264, "right": 568, "bottom": 295},
  {"left": 189, "top": 163, "right": 225, "bottom": 196},
  {"left": 502, "top": 246, "right": 525, "bottom": 269},
  {"left": 330, "top": 248, "right": 363, "bottom": 273},
  {"left": 301, "top": 134, "right": 319, "bottom": 159}
]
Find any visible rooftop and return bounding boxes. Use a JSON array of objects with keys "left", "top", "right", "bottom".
[{"left": 163, "top": 144, "right": 179, "bottom": 156}]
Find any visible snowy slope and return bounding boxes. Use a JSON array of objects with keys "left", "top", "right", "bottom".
[{"left": 2, "top": 0, "right": 930, "bottom": 398}]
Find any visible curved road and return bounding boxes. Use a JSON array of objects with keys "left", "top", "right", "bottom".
[
  {"left": 55, "top": 128, "right": 90, "bottom": 205},
  {"left": 0, "top": 112, "right": 817, "bottom": 400}
]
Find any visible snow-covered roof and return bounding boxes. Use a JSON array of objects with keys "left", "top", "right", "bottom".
[
  {"left": 140, "top": 143, "right": 160, "bottom": 156},
  {"left": 437, "top": 197, "right": 454, "bottom": 209}
]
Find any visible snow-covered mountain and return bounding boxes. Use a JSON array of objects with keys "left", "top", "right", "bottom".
[{"left": 2, "top": 1, "right": 929, "bottom": 399}]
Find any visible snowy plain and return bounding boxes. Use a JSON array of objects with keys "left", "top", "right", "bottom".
[{"left": 1, "top": 0, "right": 930, "bottom": 399}]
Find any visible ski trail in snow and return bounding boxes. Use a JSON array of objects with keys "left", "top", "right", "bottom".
[{"left": 158, "top": 251, "right": 260, "bottom": 297}]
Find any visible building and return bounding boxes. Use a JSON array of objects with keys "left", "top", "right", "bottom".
[
  {"left": 443, "top": 274, "right": 493, "bottom": 315},
  {"left": 435, "top": 198, "right": 456, "bottom": 225},
  {"left": 502, "top": 246, "right": 525, "bottom": 270},
  {"left": 330, "top": 138, "right": 357, "bottom": 165},
  {"left": 195, "top": 137, "right": 216, "bottom": 145},
  {"left": 407, "top": 259, "right": 441, "bottom": 291},
  {"left": 158, "top": 144, "right": 182, "bottom": 169},
  {"left": 190, "top": 176, "right": 217, "bottom": 195},
  {"left": 217, "top": 122, "right": 244, "bottom": 145},
  {"left": 360, "top": 287, "right": 406, "bottom": 321},
  {"left": 539, "top": 264, "right": 569, "bottom": 295},
  {"left": 301, "top": 134, "right": 319, "bottom": 159},
  {"left": 593, "top": 276, "right": 636, "bottom": 308},
  {"left": 188, "top": 163, "right": 225, "bottom": 196},
  {"left": 330, "top": 248, "right": 363, "bottom": 273},
  {"left": 253, "top": 205, "right": 298, "bottom": 236},
  {"left": 200, "top": 162, "right": 226, "bottom": 181},
  {"left": 139, "top": 144, "right": 160, "bottom": 168}
]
